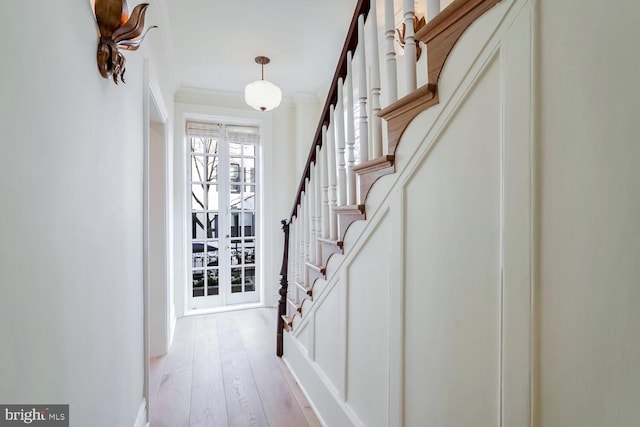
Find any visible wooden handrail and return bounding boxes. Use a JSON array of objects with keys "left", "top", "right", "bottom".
[
  {"left": 276, "top": 219, "right": 290, "bottom": 357},
  {"left": 289, "top": 0, "right": 371, "bottom": 222}
]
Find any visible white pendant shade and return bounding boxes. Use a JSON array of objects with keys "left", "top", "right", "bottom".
[
  {"left": 245, "top": 56, "right": 282, "bottom": 112},
  {"left": 245, "top": 79, "right": 282, "bottom": 112}
]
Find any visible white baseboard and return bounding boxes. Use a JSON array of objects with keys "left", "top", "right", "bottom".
[
  {"left": 283, "top": 333, "right": 364, "bottom": 427},
  {"left": 134, "top": 399, "right": 147, "bottom": 427}
]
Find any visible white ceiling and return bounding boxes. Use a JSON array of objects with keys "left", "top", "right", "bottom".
[{"left": 161, "top": 0, "right": 359, "bottom": 100}]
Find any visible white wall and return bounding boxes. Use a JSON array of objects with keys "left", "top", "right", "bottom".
[
  {"left": 537, "top": 1, "right": 640, "bottom": 426},
  {"left": 294, "top": 93, "right": 322, "bottom": 178},
  {"left": 173, "top": 89, "right": 300, "bottom": 314},
  {"left": 0, "top": 1, "right": 174, "bottom": 426}
]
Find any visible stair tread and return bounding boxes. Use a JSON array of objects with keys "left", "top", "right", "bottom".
[
  {"left": 286, "top": 298, "right": 298, "bottom": 311},
  {"left": 379, "top": 85, "right": 437, "bottom": 121},
  {"left": 295, "top": 281, "right": 313, "bottom": 297},
  {"left": 334, "top": 204, "right": 366, "bottom": 214},
  {"left": 305, "top": 261, "right": 326, "bottom": 275},
  {"left": 317, "top": 237, "right": 344, "bottom": 249},
  {"left": 281, "top": 315, "right": 293, "bottom": 331},
  {"left": 295, "top": 280, "right": 310, "bottom": 291},
  {"left": 352, "top": 155, "right": 395, "bottom": 174}
]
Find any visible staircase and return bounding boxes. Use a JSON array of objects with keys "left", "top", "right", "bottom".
[
  {"left": 274, "top": 0, "right": 537, "bottom": 424},
  {"left": 277, "top": 0, "right": 502, "bottom": 351}
]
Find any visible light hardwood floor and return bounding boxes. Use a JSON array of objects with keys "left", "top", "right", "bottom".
[{"left": 149, "top": 307, "right": 321, "bottom": 427}]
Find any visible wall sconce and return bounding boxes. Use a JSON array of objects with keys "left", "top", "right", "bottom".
[
  {"left": 396, "top": 15, "right": 426, "bottom": 61},
  {"left": 244, "top": 56, "right": 282, "bottom": 112},
  {"left": 91, "top": 0, "right": 157, "bottom": 84}
]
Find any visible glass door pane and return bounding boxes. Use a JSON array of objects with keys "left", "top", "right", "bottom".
[
  {"left": 189, "top": 137, "right": 224, "bottom": 309},
  {"left": 187, "top": 124, "right": 260, "bottom": 310},
  {"left": 225, "top": 135, "right": 259, "bottom": 305}
]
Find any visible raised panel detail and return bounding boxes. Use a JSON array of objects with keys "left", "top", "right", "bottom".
[
  {"left": 346, "top": 212, "right": 391, "bottom": 427},
  {"left": 404, "top": 54, "right": 502, "bottom": 427},
  {"left": 315, "top": 285, "right": 343, "bottom": 395}
]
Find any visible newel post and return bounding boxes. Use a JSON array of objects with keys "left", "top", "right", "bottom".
[{"left": 276, "top": 219, "right": 291, "bottom": 357}]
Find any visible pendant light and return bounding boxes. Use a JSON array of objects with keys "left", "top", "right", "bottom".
[{"left": 244, "top": 56, "right": 282, "bottom": 112}]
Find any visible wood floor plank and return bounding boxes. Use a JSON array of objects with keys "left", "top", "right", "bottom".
[
  {"left": 150, "top": 315, "right": 195, "bottom": 427},
  {"left": 217, "top": 314, "right": 269, "bottom": 426},
  {"left": 238, "top": 309, "right": 310, "bottom": 427},
  {"left": 149, "top": 308, "right": 320, "bottom": 427},
  {"left": 277, "top": 358, "right": 322, "bottom": 427},
  {"left": 189, "top": 316, "right": 229, "bottom": 427},
  {"left": 152, "top": 369, "right": 193, "bottom": 427},
  {"left": 164, "top": 315, "right": 197, "bottom": 373}
]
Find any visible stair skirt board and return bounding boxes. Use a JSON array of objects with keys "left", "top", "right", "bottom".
[{"left": 283, "top": 332, "right": 364, "bottom": 427}]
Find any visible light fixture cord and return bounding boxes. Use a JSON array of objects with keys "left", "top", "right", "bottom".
[{"left": 261, "top": 63, "right": 264, "bottom": 81}]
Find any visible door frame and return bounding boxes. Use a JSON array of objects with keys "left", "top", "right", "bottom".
[
  {"left": 143, "top": 59, "right": 172, "bottom": 423},
  {"left": 180, "top": 111, "right": 268, "bottom": 316}
]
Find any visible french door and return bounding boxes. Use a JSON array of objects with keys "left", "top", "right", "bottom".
[{"left": 187, "top": 122, "right": 259, "bottom": 310}]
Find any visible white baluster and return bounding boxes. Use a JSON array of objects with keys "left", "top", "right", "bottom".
[
  {"left": 357, "top": 14, "right": 369, "bottom": 165},
  {"left": 369, "top": 1, "right": 383, "bottom": 158},
  {"left": 298, "top": 206, "right": 304, "bottom": 287},
  {"left": 403, "top": 0, "right": 417, "bottom": 95},
  {"left": 288, "top": 217, "right": 293, "bottom": 292},
  {"left": 308, "top": 167, "right": 316, "bottom": 265},
  {"left": 294, "top": 217, "right": 299, "bottom": 303},
  {"left": 292, "top": 215, "right": 298, "bottom": 286},
  {"left": 295, "top": 211, "right": 301, "bottom": 302},
  {"left": 385, "top": 0, "right": 398, "bottom": 104},
  {"left": 327, "top": 106, "right": 338, "bottom": 241},
  {"left": 303, "top": 187, "right": 309, "bottom": 262},
  {"left": 321, "top": 126, "right": 330, "bottom": 239},
  {"left": 335, "top": 78, "right": 347, "bottom": 207},
  {"left": 345, "top": 51, "right": 357, "bottom": 206},
  {"left": 303, "top": 186, "right": 311, "bottom": 286},
  {"left": 292, "top": 217, "right": 298, "bottom": 302},
  {"left": 299, "top": 197, "right": 304, "bottom": 271},
  {"left": 427, "top": 0, "right": 440, "bottom": 21},
  {"left": 314, "top": 145, "right": 323, "bottom": 266}
]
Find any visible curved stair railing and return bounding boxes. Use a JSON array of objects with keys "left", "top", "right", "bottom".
[{"left": 277, "top": 0, "right": 501, "bottom": 355}]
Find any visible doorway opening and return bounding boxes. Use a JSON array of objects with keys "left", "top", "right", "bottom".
[
  {"left": 186, "top": 121, "right": 261, "bottom": 311},
  {"left": 143, "top": 62, "right": 174, "bottom": 425}
]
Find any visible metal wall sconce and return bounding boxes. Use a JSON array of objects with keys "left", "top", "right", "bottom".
[
  {"left": 91, "top": 0, "right": 156, "bottom": 84},
  {"left": 397, "top": 15, "right": 427, "bottom": 61}
]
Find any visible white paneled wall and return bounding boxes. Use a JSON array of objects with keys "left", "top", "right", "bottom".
[
  {"left": 345, "top": 216, "right": 391, "bottom": 426},
  {"left": 404, "top": 54, "right": 502, "bottom": 427},
  {"left": 283, "top": 1, "right": 533, "bottom": 426},
  {"left": 284, "top": 0, "right": 640, "bottom": 426}
]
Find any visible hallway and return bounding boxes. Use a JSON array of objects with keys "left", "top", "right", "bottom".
[{"left": 150, "top": 308, "right": 320, "bottom": 427}]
